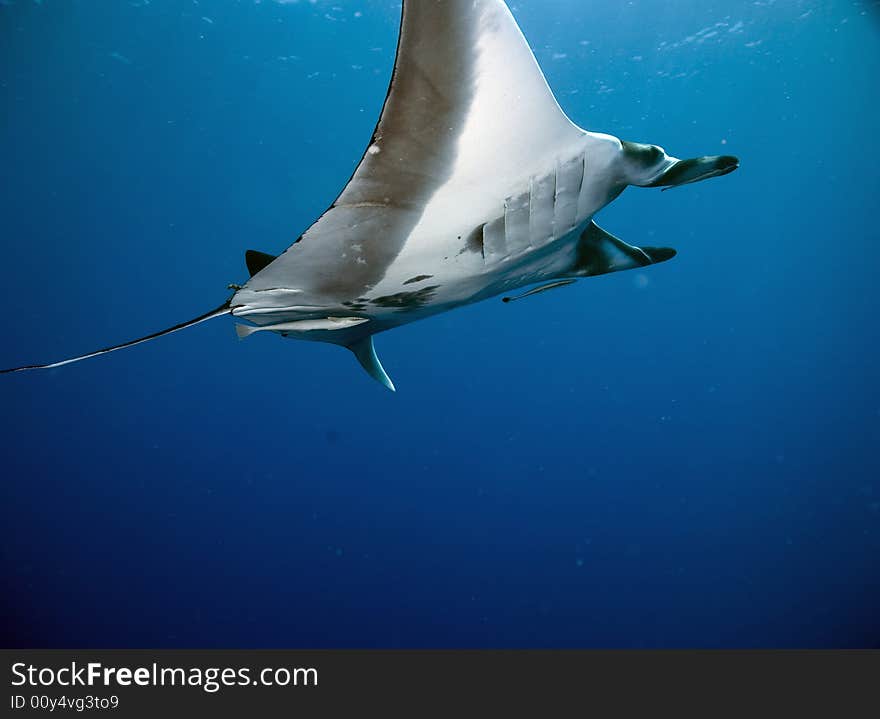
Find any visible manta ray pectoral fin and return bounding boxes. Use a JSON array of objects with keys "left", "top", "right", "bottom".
[
  {"left": 245, "top": 249, "right": 278, "bottom": 277},
  {"left": 570, "top": 221, "right": 676, "bottom": 278},
  {"left": 348, "top": 336, "right": 395, "bottom": 392},
  {"left": 240, "top": 0, "right": 587, "bottom": 299}
]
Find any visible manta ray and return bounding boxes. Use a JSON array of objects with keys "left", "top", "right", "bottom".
[{"left": 1, "top": 0, "right": 738, "bottom": 390}]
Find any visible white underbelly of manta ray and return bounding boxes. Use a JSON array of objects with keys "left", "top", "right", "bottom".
[{"left": 1, "top": 0, "right": 738, "bottom": 391}]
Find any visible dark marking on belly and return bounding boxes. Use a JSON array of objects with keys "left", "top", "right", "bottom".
[
  {"left": 462, "top": 224, "right": 485, "bottom": 258},
  {"left": 403, "top": 275, "right": 433, "bottom": 285},
  {"left": 372, "top": 286, "right": 440, "bottom": 311}
]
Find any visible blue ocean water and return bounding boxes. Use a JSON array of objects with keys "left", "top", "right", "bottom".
[{"left": 1, "top": 0, "right": 878, "bottom": 648}]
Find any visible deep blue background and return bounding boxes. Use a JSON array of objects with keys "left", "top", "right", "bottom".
[{"left": 1, "top": 0, "right": 878, "bottom": 648}]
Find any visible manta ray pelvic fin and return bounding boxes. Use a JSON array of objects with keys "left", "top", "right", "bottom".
[{"left": 348, "top": 337, "right": 395, "bottom": 393}]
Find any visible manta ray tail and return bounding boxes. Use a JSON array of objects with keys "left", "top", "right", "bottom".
[
  {"left": 348, "top": 337, "right": 395, "bottom": 392},
  {"left": 0, "top": 302, "right": 232, "bottom": 374}
]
